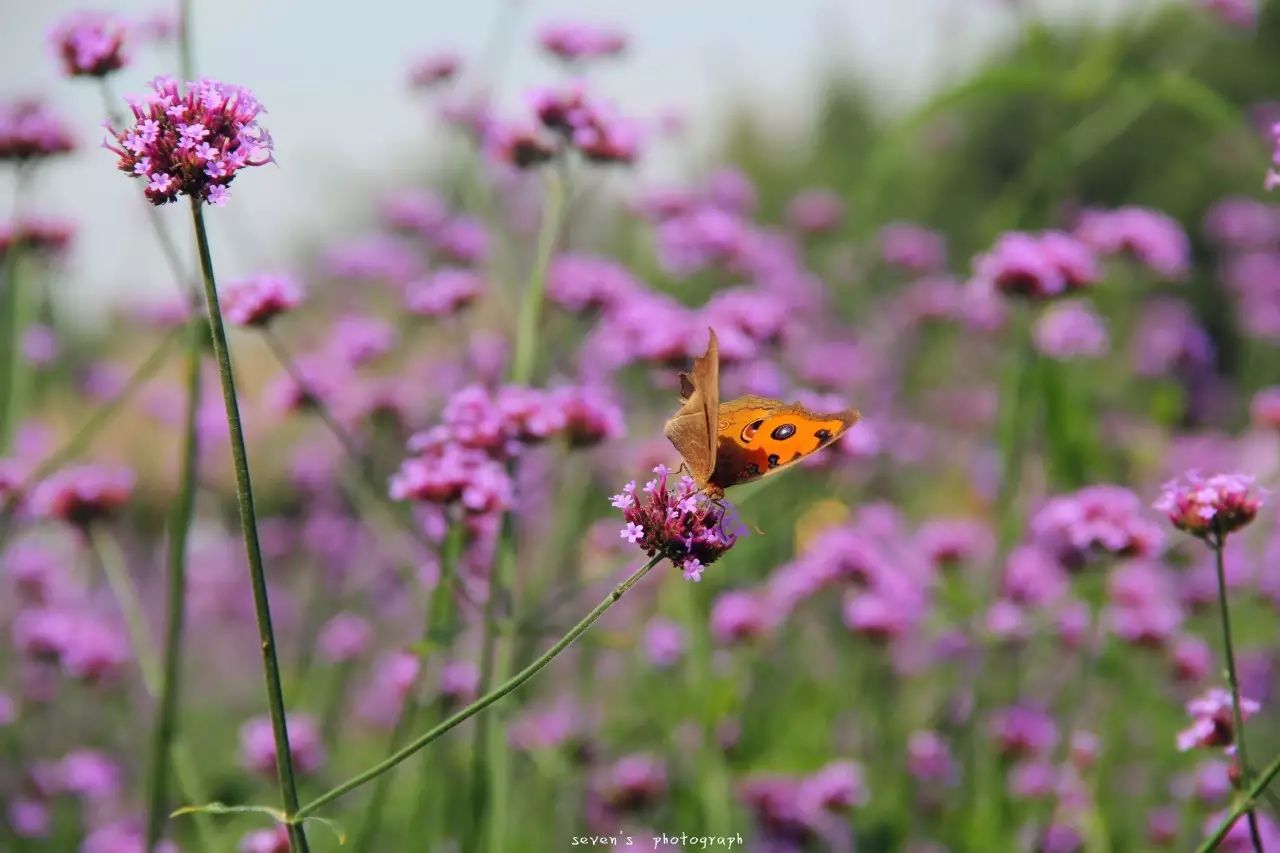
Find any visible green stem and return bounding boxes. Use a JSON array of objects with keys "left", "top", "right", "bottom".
[
  {"left": 1211, "top": 533, "right": 1263, "bottom": 853},
  {"left": 467, "top": 513, "right": 512, "bottom": 847},
  {"left": 0, "top": 166, "right": 33, "bottom": 452},
  {"left": 189, "top": 198, "right": 310, "bottom": 853},
  {"left": 510, "top": 170, "right": 566, "bottom": 385},
  {"left": 145, "top": 317, "right": 202, "bottom": 852},
  {"left": 1199, "top": 751, "right": 1280, "bottom": 852},
  {"left": 293, "top": 555, "right": 663, "bottom": 821},
  {"left": 85, "top": 526, "right": 218, "bottom": 851},
  {"left": 356, "top": 522, "right": 462, "bottom": 850}
]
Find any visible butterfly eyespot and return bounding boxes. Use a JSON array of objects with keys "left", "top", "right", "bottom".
[
  {"left": 740, "top": 419, "right": 766, "bottom": 443},
  {"left": 815, "top": 428, "right": 832, "bottom": 442},
  {"left": 770, "top": 423, "right": 796, "bottom": 441}
]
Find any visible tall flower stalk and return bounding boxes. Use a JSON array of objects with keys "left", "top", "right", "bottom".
[
  {"left": 144, "top": 316, "right": 202, "bottom": 852},
  {"left": 1156, "top": 472, "right": 1265, "bottom": 852},
  {"left": 190, "top": 198, "right": 309, "bottom": 852}
]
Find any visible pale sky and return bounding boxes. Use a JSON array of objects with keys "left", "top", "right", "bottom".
[{"left": 2, "top": 0, "right": 1141, "bottom": 321}]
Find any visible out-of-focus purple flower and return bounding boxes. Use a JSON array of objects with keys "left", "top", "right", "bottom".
[
  {"left": 553, "top": 385, "right": 624, "bottom": 447},
  {"left": 83, "top": 818, "right": 177, "bottom": 853},
  {"left": 1105, "top": 562, "right": 1182, "bottom": 648},
  {"left": 1002, "top": 545, "right": 1068, "bottom": 606},
  {"left": 59, "top": 749, "right": 121, "bottom": 801},
  {"left": 1204, "top": 197, "right": 1280, "bottom": 249},
  {"left": 316, "top": 612, "right": 372, "bottom": 663},
  {"left": 408, "top": 51, "right": 461, "bottom": 89},
  {"left": 881, "top": 222, "right": 947, "bottom": 273},
  {"left": 740, "top": 761, "right": 865, "bottom": 847},
  {"left": 1031, "top": 484, "right": 1164, "bottom": 567},
  {"left": 612, "top": 465, "right": 739, "bottom": 575},
  {"left": 1074, "top": 206, "right": 1190, "bottom": 280},
  {"left": 1040, "top": 824, "right": 1084, "bottom": 853},
  {"left": 916, "top": 517, "right": 993, "bottom": 569},
  {"left": 438, "top": 659, "right": 480, "bottom": 705},
  {"left": 799, "top": 761, "right": 868, "bottom": 813},
  {"left": 432, "top": 216, "right": 489, "bottom": 264},
  {"left": 49, "top": 12, "right": 129, "bottom": 78},
  {"left": 985, "top": 599, "right": 1030, "bottom": 644},
  {"left": 357, "top": 650, "right": 421, "bottom": 728},
  {"left": 21, "top": 325, "right": 58, "bottom": 367},
  {"left": 1132, "top": 298, "right": 1214, "bottom": 377},
  {"left": 9, "top": 797, "right": 50, "bottom": 838},
  {"left": 710, "top": 590, "right": 772, "bottom": 645},
  {"left": 707, "top": 168, "right": 758, "bottom": 215},
  {"left": 656, "top": 205, "right": 752, "bottom": 277},
  {"left": 1250, "top": 387, "right": 1280, "bottom": 429},
  {"left": 328, "top": 314, "right": 396, "bottom": 366},
  {"left": 28, "top": 464, "right": 134, "bottom": 526},
  {"left": 240, "top": 825, "right": 290, "bottom": 853},
  {"left": 786, "top": 189, "right": 845, "bottom": 235},
  {"left": 105, "top": 76, "right": 272, "bottom": 207},
  {"left": 1007, "top": 759, "right": 1057, "bottom": 799},
  {"left": 1203, "top": 809, "right": 1280, "bottom": 851},
  {"left": 643, "top": 617, "right": 684, "bottom": 668},
  {"left": 0, "top": 692, "right": 13, "bottom": 726},
  {"left": 528, "top": 83, "right": 640, "bottom": 165},
  {"left": 907, "top": 730, "right": 958, "bottom": 786},
  {"left": 1033, "top": 298, "right": 1109, "bottom": 360},
  {"left": 509, "top": 701, "right": 584, "bottom": 752},
  {"left": 484, "top": 120, "right": 560, "bottom": 169},
  {"left": 969, "top": 231, "right": 1099, "bottom": 300},
  {"left": 1199, "top": 0, "right": 1258, "bottom": 28},
  {"left": 1178, "top": 688, "right": 1261, "bottom": 752},
  {"left": 1223, "top": 251, "right": 1280, "bottom": 342},
  {"left": 323, "top": 235, "right": 422, "bottom": 285},
  {"left": 405, "top": 268, "right": 484, "bottom": 317},
  {"left": 0, "top": 216, "right": 75, "bottom": 261},
  {"left": 1171, "top": 634, "right": 1213, "bottom": 683},
  {"left": 220, "top": 273, "right": 302, "bottom": 327},
  {"left": 379, "top": 188, "right": 448, "bottom": 237},
  {"left": 596, "top": 754, "right": 667, "bottom": 811},
  {"left": 989, "top": 704, "right": 1058, "bottom": 758},
  {"left": 547, "top": 253, "right": 641, "bottom": 313},
  {"left": 538, "top": 21, "right": 627, "bottom": 62},
  {"left": 1146, "top": 805, "right": 1180, "bottom": 846},
  {"left": 1155, "top": 472, "right": 1262, "bottom": 540},
  {"left": 0, "top": 99, "right": 76, "bottom": 162},
  {"left": 239, "top": 714, "right": 325, "bottom": 777}
]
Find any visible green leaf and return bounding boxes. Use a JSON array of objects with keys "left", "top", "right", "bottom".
[{"left": 170, "top": 802, "right": 287, "bottom": 823}]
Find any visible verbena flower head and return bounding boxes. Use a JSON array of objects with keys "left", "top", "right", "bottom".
[
  {"left": 0, "top": 217, "right": 75, "bottom": 262},
  {"left": 1177, "top": 687, "right": 1260, "bottom": 751},
  {"left": 1033, "top": 298, "right": 1109, "bottom": 360},
  {"left": 1204, "top": 197, "right": 1280, "bottom": 249},
  {"left": 1132, "top": 297, "right": 1214, "bottom": 377},
  {"left": 1270, "top": 121, "right": 1280, "bottom": 192},
  {"left": 970, "top": 230, "right": 1099, "bottom": 299},
  {"left": 1251, "top": 387, "right": 1280, "bottom": 429},
  {"left": 239, "top": 714, "right": 325, "bottom": 777},
  {"left": 528, "top": 83, "right": 640, "bottom": 165},
  {"left": 785, "top": 189, "right": 845, "bottom": 235},
  {"left": 552, "top": 385, "right": 624, "bottom": 447},
  {"left": 28, "top": 464, "right": 134, "bottom": 527},
  {"left": 1155, "top": 472, "right": 1262, "bottom": 540},
  {"left": 220, "top": 273, "right": 302, "bottom": 327},
  {"left": 105, "top": 76, "right": 272, "bottom": 206},
  {"left": 989, "top": 704, "right": 1058, "bottom": 758},
  {"left": 1031, "top": 484, "right": 1164, "bottom": 568},
  {"left": 612, "top": 465, "right": 738, "bottom": 577},
  {"left": 405, "top": 268, "right": 484, "bottom": 317},
  {"left": 537, "top": 22, "right": 627, "bottom": 62},
  {"left": 547, "top": 253, "right": 641, "bottom": 313},
  {"left": 49, "top": 11, "right": 129, "bottom": 78},
  {"left": 408, "top": 51, "right": 461, "bottom": 90},
  {"left": 316, "top": 612, "right": 372, "bottom": 663},
  {"left": 0, "top": 100, "right": 76, "bottom": 162},
  {"left": 1199, "top": 0, "right": 1259, "bottom": 29},
  {"left": 907, "top": 730, "right": 959, "bottom": 786},
  {"left": 880, "top": 221, "right": 947, "bottom": 273},
  {"left": 1073, "top": 206, "right": 1190, "bottom": 280}
]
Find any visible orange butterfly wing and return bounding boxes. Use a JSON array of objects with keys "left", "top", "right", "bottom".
[
  {"left": 708, "top": 395, "right": 859, "bottom": 490},
  {"left": 663, "top": 329, "right": 720, "bottom": 491}
]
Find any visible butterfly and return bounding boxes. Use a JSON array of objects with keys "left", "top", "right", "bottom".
[{"left": 664, "top": 328, "right": 860, "bottom": 498}]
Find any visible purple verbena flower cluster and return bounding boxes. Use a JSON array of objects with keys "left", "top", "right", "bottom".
[
  {"left": 611, "top": 465, "right": 738, "bottom": 579},
  {"left": 1155, "top": 472, "right": 1262, "bottom": 540},
  {"left": 105, "top": 76, "right": 273, "bottom": 206}
]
